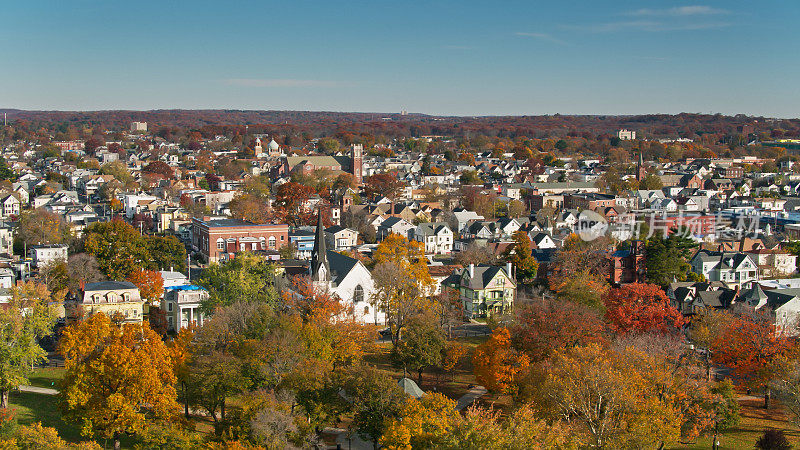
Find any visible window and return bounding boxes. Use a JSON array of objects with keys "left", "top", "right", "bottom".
[
  {"left": 268, "top": 236, "right": 276, "bottom": 249},
  {"left": 167, "top": 302, "right": 173, "bottom": 312},
  {"left": 217, "top": 238, "right": 224, "bottom": 250},
  {"left": 353, "top": 285, "right": 364, "bottom": 303},
  {"left": 260, "top": 237, "right": 266, "bottom": 250},
  {"left": 240, "top": 243, "right": 246, "bottom": 251}
]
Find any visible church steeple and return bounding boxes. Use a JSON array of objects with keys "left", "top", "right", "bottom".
[
  {"left": 636, "top": 151, "right": 645, "bottom": 182},
  {"left": 310, "top": 210, "right": 329, "bottom": 282}
]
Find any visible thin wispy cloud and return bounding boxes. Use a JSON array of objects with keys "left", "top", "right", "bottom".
[
  {"left": 564, "top": 20, "right": 731, "bottom": 33},
  {"left": 627, "top": 5, "right": 730, "bottom": 17},
  {"left": 224, "top": 78, "right": 338, "bottom": 88},
  {"left": 515, "top": 32, "right": 567, "bottom": 45}
]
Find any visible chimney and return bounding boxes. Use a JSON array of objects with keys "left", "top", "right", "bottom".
[
  {"left": 469, "top": 263, "right": 474, "bottom": 279},
  {"left": 506, "top": 262, "right": 513, "bottom": 278}
]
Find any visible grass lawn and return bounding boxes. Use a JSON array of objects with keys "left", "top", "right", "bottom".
[
  {"left": 7, "top": 390, "right": 83, "bottom": 443},
  {"left": 669, "top": 397, "right": 800, "bottom": 449},
  {"left": 362, "top": 333, "right": 488, "bottom": 403},
  {"left": 27, "top": 367, "right": 65, "bottom": 389}
]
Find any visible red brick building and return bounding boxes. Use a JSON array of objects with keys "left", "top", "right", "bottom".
[
  {"left": 192, "top": 217, "right": 289, "bottom": 263},
  {"left": 608, "top": 240, "right": 646, "bottom": 285},
  {"left": 564, "top": 193, "right": 616, "bottom": 211},
  {"left": 647, "top": 214, "right": 717, "bottom": 237}
]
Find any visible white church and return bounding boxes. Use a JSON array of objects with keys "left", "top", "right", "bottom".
[{"left": 309, "top": 214, "right": 385, "bottom": 325}]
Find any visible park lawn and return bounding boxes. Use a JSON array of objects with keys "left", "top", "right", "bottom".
[
  {"left": 362, "top": 333, "right": 487, "bottom": 403},
  {"left": 8, "top": 390, "right": 84, "bottom": 443},
  {"left": 670, "top": 397, "right": 800, "bottom": 450},
  {"left": 27, "top": 367, "right": 65, "bottom": 389}
]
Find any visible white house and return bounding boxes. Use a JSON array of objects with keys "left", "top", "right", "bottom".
[
  {"left": 29, "top": 244, "right": 68, "bottom": 268},
  {"left": 377, "top": 217, "right": 415, "bottom": 240},
  {"left": 690, "top": 250, "right": 759, "bottom": 288},
  {"left": 0, "top": 194, "right": 20, "bottom": 219},
  {"left": 413, "top": 222, "right": 453, "bottom": 255},
  {"left": 325, "top": 226, "right": 359, "bottom": 252},
  {"left": 163, "top": 285, "right": 207, "bottom": 332},
  {"left": 741, "top": 284, "right": 800, "bottom": 335}
]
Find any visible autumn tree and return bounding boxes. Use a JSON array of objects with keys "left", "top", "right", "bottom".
[
  {"left": 553, "top": 268, "right": 609, "bottom": 311},
  {"left": 0, "top": 422, "right": 102, "bottom": 449},
  {"left": 142, "top": 160, "right": 175, "bottom": 178},
  {"left": 363, "top": 172, "right": 404, "bottom": 201},
  {"left": 381, "top": 393, "right": 460, "bottom": 450},
  {"left": 59, "top": 314, "right": 178, "bottom": 449},
  {"left": 98, "top": 160, "right": 134, "bottom": 186},
  {"left": 82, "top": 220, "right": 149, "bottom": 279},
  {"left": 126, "top": 269, "right": 164, "bottom": 304},
  {"left": 371, "top": 233, "right": 434, "bottom": 345},
  {"left": 453, "top": 242, "right": 493, "bottom": 267},
  {"left": 503, "top": 230, "right": 539, "bottom": 283},
  {"left": 473, "top": 327, "right": 530, "bottom": 395},
  {"left": 533, "top": 343, "right": 682, "bottom": 449},
  {"left": 711, "top": 310, "right": 795, "bottom": 408},
  {"left": 603, "top": 282, "right": 685, "bottom": 334},
  {"left": 273, "top": 181, "right": 317, "bottom": 226},
  {"left": 511, "top": 298, "right": 606, "bottom": 363},
  {"left": 229, "top": 193, "right": 272, "bottom": 224},
  {"left": 548, "top": 233, "right": 610, "bottom": 292},
  {"left": 0, "top": 282, "right": 59, "bottom": 408},
  {"left": 17, "top": 208, "right": 72, "bottom": 248}
]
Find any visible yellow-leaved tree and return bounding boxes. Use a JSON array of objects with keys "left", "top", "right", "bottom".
[
  {"left": 381, "top": 393, "right": 460, "bottom": 450},
  {"left": 59, "top": 313, "right": 179, "bottom": 450},
  {"left": 534, "top": 343, "right": 682, "bottom": 449},
  {"left": 371, "top": 233, "right": 435, "bottom": 345}
]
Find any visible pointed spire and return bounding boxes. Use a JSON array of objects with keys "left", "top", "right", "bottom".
[{"left": 311, "top": 209, "right": 329, "bottom": 281}]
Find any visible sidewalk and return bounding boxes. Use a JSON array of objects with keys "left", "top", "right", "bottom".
[
  {"left": 18, "top": 385, "right": 58, "bottom": 395},
  {"left": 456, "top": 385, "right": 487, "bottom": 411}
]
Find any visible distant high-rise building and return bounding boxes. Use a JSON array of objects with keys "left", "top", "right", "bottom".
[
  {"left": 618, "top": 129, "right": 636, "bottom": 140},
  {"left": 130, "top": 121, "right": 148, "bottom": 132}
]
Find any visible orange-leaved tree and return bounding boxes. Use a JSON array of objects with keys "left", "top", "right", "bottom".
[
  {"left": 473, "top": 327, "right": 530, "bottom": 395},
  {"left": 711, "top": 310, "right": 796, "bottom": 408},
  {"left": 603, "top": 282, "right": 685, "bottom": 334},
  {"left": 126, "top": 268, "right": 164, "bottom": 304},
  {"left": 59, "top": 313, "right": 178, "bottom": 450}
]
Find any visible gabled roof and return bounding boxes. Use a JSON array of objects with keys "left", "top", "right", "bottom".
[{"left": 326, "top": 250, "right": 360, "bottom": 285}]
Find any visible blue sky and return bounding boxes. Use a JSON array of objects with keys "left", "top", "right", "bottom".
[{"left": 1, "top": 1, "right": 798, "bottom": 117}]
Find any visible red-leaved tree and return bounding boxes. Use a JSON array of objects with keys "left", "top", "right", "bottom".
[{"left": 603, "top": 283, "right": 685, "bottom": 334}]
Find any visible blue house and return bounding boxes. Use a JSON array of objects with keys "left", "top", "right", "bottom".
[{"left": 290, "top": 229, "right": 316, "bottom": 260}]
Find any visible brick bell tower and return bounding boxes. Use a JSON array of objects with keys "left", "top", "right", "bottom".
[{"left": 352, "top": 144, "right": 363, "bottom": 184}]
